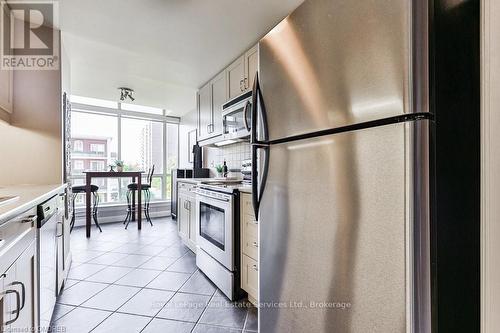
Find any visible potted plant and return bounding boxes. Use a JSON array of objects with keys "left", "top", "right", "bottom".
[
  {"left": 115, "top": 160, "right": 124, "bottom": 172},
  {"left": 215, "top": 164, "right": 223, "bottom": 178}
]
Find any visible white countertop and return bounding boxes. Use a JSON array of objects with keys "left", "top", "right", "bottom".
[
  {"left": 177, "top": 178, "right": 252, "bottom": 194},
  {"left": 177, "top": 178, "right": 212, "bottom": 184},
  {"left": 0, "top": 184, "right": 67, "bottom": 225}
]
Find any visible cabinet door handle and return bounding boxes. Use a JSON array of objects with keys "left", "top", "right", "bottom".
[
  {"left": 56, "top": 221, "right": 64, "bottom": 237},
  {"left": 11, "top": 282, "right": 25, "bottom": 310},
  {"left": 252, "top": 241, "right": 258, "bottom": 248},
  {"left": 207, "top": 124, "right": 210, "bottom": 134},
  {"left": 21, "top": 215, "right": 37, "bottom": 224},
  {"left": 4, "top": 289, "right": 20, "bottom": 325},
  {"left": 252, "top": 264, "right": 258, "bottom": 272},
  {"left": 244, "top": 77, "right": 248, "bottom": 89}
]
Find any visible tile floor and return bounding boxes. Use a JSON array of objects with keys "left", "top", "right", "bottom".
[{"left": 51, "top": 217, "right": 258, "bottom": 333}]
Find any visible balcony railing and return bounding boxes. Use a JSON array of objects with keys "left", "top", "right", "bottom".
[{"left": 72, "top": 150, "right": 107, "bottom": 157}]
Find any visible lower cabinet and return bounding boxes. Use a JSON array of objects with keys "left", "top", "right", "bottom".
[
  {"left": 240, "top": 193, "right": 259, "bottom": 305},
  {"left": 178, "top": 193, "right": 190, "bottom": 240},
  {"left": 241, "top": 254, "right": 258, "bottom": 303},
  {"left": 1, "top": 240, "right": 36, "bottom": 331},
  {"left": 177, "top": 182, "right": 198, "bottom": 252}
]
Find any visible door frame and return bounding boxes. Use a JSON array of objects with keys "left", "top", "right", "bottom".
[{"left": 481, "top": 0, "right": 500, "bottom": 331}]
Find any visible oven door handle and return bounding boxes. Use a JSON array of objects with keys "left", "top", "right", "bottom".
[{"left": 196, "top": 192, "right": 230, "bottom": 202}]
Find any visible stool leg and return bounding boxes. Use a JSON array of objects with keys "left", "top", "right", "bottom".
[
  {"left": 125, "top": 190, "right": 132, "bottom": 230},
  {"left": 92, "top": 192, "right": 102, "bottom": 232},
  {"left": 123, "top": 190, "right": 131, "bottom": 225},
  {"left": 145, "top": 189, "right": 153, "bottom": 226}
]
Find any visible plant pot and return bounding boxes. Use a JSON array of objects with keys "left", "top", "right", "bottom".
[
  {"left": 217, "top": 172, "right": 223, "bottom": 178},
  {"left": 117, "top": 166, "right": 123, "bottom": 172}
]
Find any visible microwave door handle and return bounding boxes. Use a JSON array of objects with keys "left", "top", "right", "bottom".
[{"left": 243, "top": 101, "right": 251, "bottom": 132}]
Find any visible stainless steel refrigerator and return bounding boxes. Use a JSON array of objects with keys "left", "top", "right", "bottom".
[{"left": 251, "top": 0, "right": 432, "bottom": 332}]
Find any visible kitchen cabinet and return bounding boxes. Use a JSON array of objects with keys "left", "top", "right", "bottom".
[
  {"left": 244, "top": 45, "right": 258, "bottom": 92},
  {"left": 187, "top": 197, "right": 197, "bottom": 251},
  {"left": 198, "top": 70, "right": 228, "bottom": 142},
  {"left": 227, "top": 55, "right": 246, "bottom": 100},
  {"left": 240, "top": 193, "right": 258, "bottom": 304},
  {"left": 177, "top": 182, "right": 197, "bottom": 252},
  {"left": 0, "top": 5, "right": 13, "bottom": 121},
  {"left": 178, "top": 193, "right": 190, "bottom": 240},
  {"left": 63, "top": 191, "right": 71, "bottom": 277},
  {"left": 198, "top": 82, "right": 212, "bottom": 141},
  {"left": 56, "top": 194, "right": 65, "bottom": 293},
  {"left": 227, "top": 45, "right": 258, "bottom": 98},
  {"left": 211, "top": 70, "right": 228, "bottom": 136},
  {"left": 197, "top": 44, "right": 258, "bottom": 144},
  {"left": 10, "top": 241, "right": 36, "bottom": 332},
  {"left": 1, "top": 240, "right": 36, "bottom": 331}
]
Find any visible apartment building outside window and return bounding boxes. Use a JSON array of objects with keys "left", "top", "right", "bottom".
[
  {"left": 69, "top": 96, "right": 179, "bottom": 206},
  {"left": 73, "top": 140, "right": 83, "bottom": 152}
]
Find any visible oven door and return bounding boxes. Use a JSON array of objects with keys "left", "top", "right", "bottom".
[{"left": 196, "top": 193, "right": 234, "bottom": 270}]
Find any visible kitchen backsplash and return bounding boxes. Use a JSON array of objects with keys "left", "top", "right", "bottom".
[{"left": 203, "top": 142, "right": 251, "bottom": 177}]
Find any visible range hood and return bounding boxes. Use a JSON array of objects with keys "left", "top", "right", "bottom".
[{"left": 199, "top": 134, "right": 249, "bottom": 147}]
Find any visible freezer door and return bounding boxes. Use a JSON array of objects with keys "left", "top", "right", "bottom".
[
  {"left": 258, "top": 0, "right": 428, "bottom": 142},
  {"left": 259, "top": 121, "right": 430, "bottom": 332}
]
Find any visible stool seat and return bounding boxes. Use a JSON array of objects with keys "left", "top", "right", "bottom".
[
  {"left": 72, "top": 185, "right": 99, "bottom": 193},
  {"left": 127, "top": 183, "right": 151, "bottom": 190},
  {"left": 70, "top": 185, "right": 102, "bottom": 233}
]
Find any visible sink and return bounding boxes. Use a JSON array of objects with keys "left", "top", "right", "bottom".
[{"left": 0, "top": 196, "right": 19, "bottom": 206}]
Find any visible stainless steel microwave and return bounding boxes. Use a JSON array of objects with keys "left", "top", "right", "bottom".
[{"left": 222, "top": 91, "right": 252, "bottom": 140}]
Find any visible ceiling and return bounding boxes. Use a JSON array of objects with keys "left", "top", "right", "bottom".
[{"left": 59, "top": 0, "right": 304, "bottom": 117}]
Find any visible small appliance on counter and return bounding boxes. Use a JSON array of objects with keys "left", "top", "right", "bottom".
[
  {"left": 241, "top": 159, "right": 252, "bottom": 185},
  {"left": 171, "top": 168, "right": 209, "bottom": 220}
]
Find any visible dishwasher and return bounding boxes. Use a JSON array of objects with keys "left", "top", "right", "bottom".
[{"left": 37, "top": 195, "right": 63, "bottom": 330}]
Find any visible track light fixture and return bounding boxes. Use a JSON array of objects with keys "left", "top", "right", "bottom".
[{"left": 119, "top": 87, "right": 135, "bottom": 102}]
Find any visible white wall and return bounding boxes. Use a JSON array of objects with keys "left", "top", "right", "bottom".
[
  {"left": 0, "top": 29, "right": 62, "bottom": 186},
  {"left": 178, "top": 108, "right": 197, "bottom": 169},
  {"left": 203, "top": 142, "right": 251, "bottom": 177},
  {"left": 482, "top": 0, "right": 500, "bottom": 331}
]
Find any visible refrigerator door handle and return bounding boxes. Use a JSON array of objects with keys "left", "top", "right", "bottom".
[
  {"left": 251, "top": 144, "right": 270, "bottom": 218},
  {"left": 251, "top": 72, "right": 269, "bottom": 145}
]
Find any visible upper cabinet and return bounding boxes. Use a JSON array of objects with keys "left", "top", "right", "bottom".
[
  {"left": 227, "top": 55, "right": 246, "bottom": 100},
  {"left": 198, "top": 69, "right": 228, "bottom": 142},
  {"left": 245, "top": 45, "right": 258, "bottom": 92},
  {"left": 0, "top": 67, "right": 13, "bottom": 119},
  {"left": 198, "top": 82, "right": 212, "bottom": 141},
  {"left": 211, "top": 70, "right": 228, "bottom": 136},
  {"left": 0, "top": 6, "right": 13, "bottom": 122},
  {"left": 197, "top": 44, "right": 258, "bottom": 144}
]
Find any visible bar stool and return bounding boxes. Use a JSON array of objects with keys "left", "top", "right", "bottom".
[
  {"left": 70, "top": 185, "right": 102, "bottom": 232},
  {"left": 124, "top": 166, "right": 154, "bottom": 229}
]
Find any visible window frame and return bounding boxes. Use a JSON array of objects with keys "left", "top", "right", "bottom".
[{"left": 70, "top": 98, "right": 180, "bottom": 206}]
